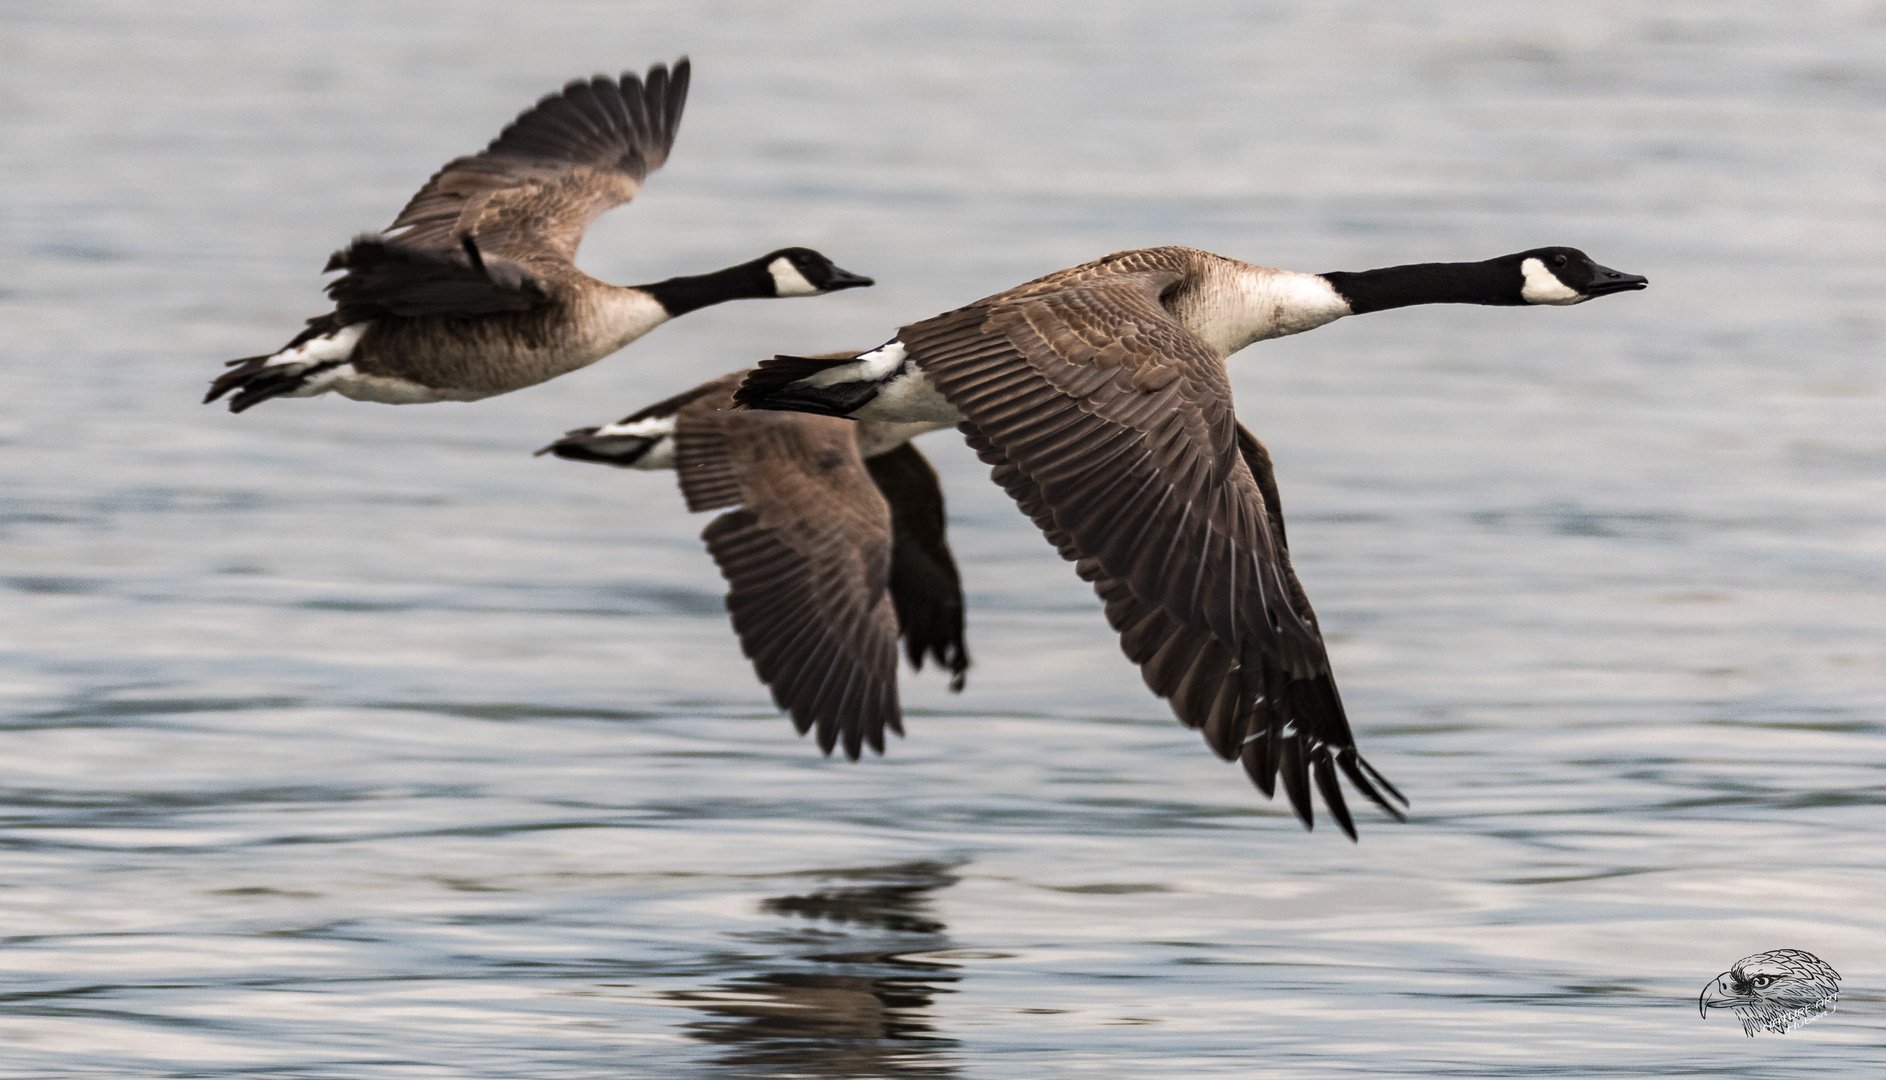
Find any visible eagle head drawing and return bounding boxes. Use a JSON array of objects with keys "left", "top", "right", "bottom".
[{"left": 1698, "top": 949, "right": 1841, "bottom": 1035}]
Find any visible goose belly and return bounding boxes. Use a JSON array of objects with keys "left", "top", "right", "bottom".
[
  {"left": 854, "top": 362, "right": 964, "bottom": 423},
  {"left": 325, "top": 368, "right": 493, "bottom": 404}
]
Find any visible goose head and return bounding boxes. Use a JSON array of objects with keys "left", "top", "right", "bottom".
[
  {"left": 763, "top": 247, "right": 876, "bottom": 297},
  {"left": 1507, "top": 246, "right": 1648, "bottom": 305}
]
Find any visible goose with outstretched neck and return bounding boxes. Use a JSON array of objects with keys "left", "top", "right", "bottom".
[{"left": 732, "top": 244, "right": 1646, "bottom": 838}]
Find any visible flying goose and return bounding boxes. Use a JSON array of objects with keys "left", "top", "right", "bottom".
[
  {"left": 539, "top": 362, "right": 967, "bottom": 758},
  {"left": 732, "top": 245, "right": 1648, "bottom": 837},
  {"left": 205, "top": 60, "right": 873, "bottom": 413}
]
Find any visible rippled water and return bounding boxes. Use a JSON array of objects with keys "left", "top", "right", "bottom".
[{"left": 3, "top": 1, "right": 1884, "bottom": 1076}]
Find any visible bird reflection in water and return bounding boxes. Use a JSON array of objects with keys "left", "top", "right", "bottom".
[{"left": 669, "top": 860, "right": 964, "bottom": 1077}]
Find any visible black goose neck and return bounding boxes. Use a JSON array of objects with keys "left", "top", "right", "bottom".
[
  {"left": 635, "top": 259, "right": 774, "bottom": 317},
  {"left": 1320, "top": 259, "right": 1522, "bottom": 315}
]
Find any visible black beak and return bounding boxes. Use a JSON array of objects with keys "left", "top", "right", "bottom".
[
  {"left": 819, "top": 266, "right": 875, "bottom": 291},
  {"left": 1583, "top": 263, "right": 1648, "bottom": 297}
]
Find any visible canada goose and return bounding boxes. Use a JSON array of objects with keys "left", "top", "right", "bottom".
[
  {"left": 732, "top": 245, "right": 1648, "bottom": 837},
  {"left": 205, "top": 60, "right": 873, "bottom": 414},
  {"left": 539, "top": 362, "right": 966, "bottom": 758}
]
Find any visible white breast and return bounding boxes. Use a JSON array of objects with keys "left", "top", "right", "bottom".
[
  {"left": 593, "top": 288, "right": 675, "bottom": 352},
  {"left": 1180, "top": 265, "right": 1352, "bottom": 357}
]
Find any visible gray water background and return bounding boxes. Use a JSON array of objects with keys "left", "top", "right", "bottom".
[{"left": 3, "top": 1, "right": 1884, "bottom": 1076}]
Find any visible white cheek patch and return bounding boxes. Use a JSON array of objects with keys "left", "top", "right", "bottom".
[
  {"left": 767, "top": 257, "right": 821, "bottom": 297},
  {"left": 1520, "top": 257, "right": 1585, "bottom": 305},
  {"left": 800, "top": 340, "right": 906, "bottom": 388}
]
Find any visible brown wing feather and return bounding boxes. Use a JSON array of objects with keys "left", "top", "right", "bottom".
[
  {"left": 384, "top": 59, "right": 690, "bottom": 263},
  {"left": 907, "top": 257, "right": 1402, "bottom": 835},
  {"left": 681, "top": 406, "right": 903, "bottom": 759}
]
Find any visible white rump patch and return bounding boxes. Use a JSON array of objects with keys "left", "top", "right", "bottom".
[
  {"left": 785, "top": 339, "right": 962, "bottom": 424},
  {"left": 583, "top": 415, "right": 678, "bottom": 470},
  {"left": 594, "top": 415, "right": 677, "bottom": 440},
  {"left": 267, "top": 322, "right": 368, "bottom": 369},
  {"left": 250, "top": 322, "right": 479, "bottom": 403},
  {"left": 768, "top": 257, "right": 820, "bottom": 298},
  {"left": 1520, "top": 258, "right": 1585, "bottom": 305},
  {"left": 800, "top": 340, "right": 907, "bottom": 388}
]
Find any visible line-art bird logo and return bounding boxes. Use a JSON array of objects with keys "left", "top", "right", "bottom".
[{"left": 1698, "top": 949, "right": 1841, "bottom": 1036}]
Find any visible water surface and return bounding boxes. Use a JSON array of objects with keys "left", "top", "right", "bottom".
[{"left": 2, "top": 2, "right": 1884, "bottom": 1076}]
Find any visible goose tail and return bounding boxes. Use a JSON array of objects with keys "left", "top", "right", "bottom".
[
  {"left": 204, "top": 317, "right": 367, "bottom": 413},
  {"left": 732, "top": 351, "right": 889, "bottom": 418}
]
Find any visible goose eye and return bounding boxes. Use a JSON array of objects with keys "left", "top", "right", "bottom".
[{"left": 1550, "top": 254, "right": 1568, "bottom": 268}]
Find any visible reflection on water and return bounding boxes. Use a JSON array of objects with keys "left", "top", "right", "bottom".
[{"left": 675, "top": 863, "right": 961, "bottom": 1077}]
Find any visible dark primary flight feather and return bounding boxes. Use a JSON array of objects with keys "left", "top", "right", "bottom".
[{"left": 865, "top": 443, "right": 970, "bottom": 689}]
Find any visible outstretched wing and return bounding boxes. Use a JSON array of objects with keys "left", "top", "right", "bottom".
[
  {"left": 865, "top": 442, "right": 970, "bottom": 690},
  {"left": 900, "top": 257, "right": 1402, "bottom": 835},
  {"left": 677, "top": 405, "right": 903, "bottom": 759},
  {"left": 319, "top": 61, "right": 690, "bottom": 321},
  {"left": 388, "top": 60, "right": 689, "bottom": 262}
]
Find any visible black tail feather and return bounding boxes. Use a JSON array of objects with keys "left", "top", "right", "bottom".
[
  {"left": 732, "top": 354, "right": 875, "bottom": 415},
  {"left": 204, "top": 357, "right": 341, "bottom": 413},
  {"left": 535, "top": 427, "right": 663, "bottom": 467}
]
